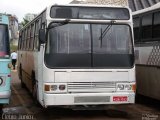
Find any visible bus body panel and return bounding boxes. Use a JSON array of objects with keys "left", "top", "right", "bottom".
[
  {"left": 0, "top": 59, "right": 11, "bottom": 104},
  {"left": 18, "top": 50, "right": 35, "bottom": 93},
  {"left": 0, "top": 14, "right": 11, "bottom": 105},
  {"left": 135, "top": 43, "right": 160, "bottom": 100},
  {"left": 133, "top": 3, "right": 160, "bottom": 100},
  {"left": 18, "top": 46, "right": 45, "bottom": 105},
  {"left": 53, "top": 70, "right": 133, "bottom": 82},
  {"left": 42, "top": 67, "right": 135, "bottom": 106},
  {"left": 36, "top": 46, "right": 45, "bottom": 105},
  {"left": 136, "top": 65, "right": 160, "bottom": 100},
  {"left": 43, "top": 67, "right": 135, "bottom": 83}
]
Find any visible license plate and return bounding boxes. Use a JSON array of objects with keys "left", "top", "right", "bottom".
[
  {"left": 113, "top": 96, "right": 128, "bottom": 102},
  {"left": 74, "top": 96, "right": 110, "bottom": 103}
]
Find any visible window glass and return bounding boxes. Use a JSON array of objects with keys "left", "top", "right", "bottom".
[
  {"left": 50, "top": 6, "right": 130, "bottom": 20},
  {"left": 24, "top": 29, "right": 28, "bottom": 50},
  {"left": 21, "top": 31, "right": 24, "bottom": 50},
  {"left": 22, "top": 30, "right": 26, "bottom": 50},
  {"left": 92, "top": 24, "right": 132, "bottom": 67},
  {"left": 45, "top": 23, "right": 134, "bottom": 68},
  {"left": 18, "top": 33, "right": 22, "bottom": 50},
  {"left": 153, "top": 11, "right": 160, "bottom": 39},
  {"left": 133, "top": 17, "right": 140, "bottom": 42},
  {"left": 47, "top": 24, "right": 91, "bottom": 54},
  {"left": 142, "top": 14, "right": 152, "bottom": 40},
  {"left": 92, "top": 25, "right": 132, "bottom": 54},
  {"left": 0, "top": 24, "right": 10, "bottom": 56},
  {"left": 34, "top": 20, "right": 40, "bottom": 50},
  {"left": 30, "top": 24, "right": 35, "bottom": 50},
  {"left": 27, "top": 27, "right": 31, "bottom": 50}
]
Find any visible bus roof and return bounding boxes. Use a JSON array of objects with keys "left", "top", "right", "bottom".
[
  {"left": 48, "top": 3, "right": 130, "bottom": 8},
  {"left": 132, "top": 2, "right": 160, "bottom": 16},
  {"left": 47, "top": 4, "right": 131, "bottom": 13},
  {"left": 20, "top": 4, "right": 131, "bottom": 31}
]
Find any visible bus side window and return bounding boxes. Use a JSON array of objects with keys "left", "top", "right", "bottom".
[
  {"left": 141, "top": 13, "right": 152, "bottom": 41},
  {"left": 21, "top": 31, "right": 23, "bottom": 50},
  {"left": 153, "top": 11, "right": 160, "bottom": 39},
  {"left": 27, "top": 26, "right": 31, "bottom": 50},
  {"left": 22, "top": 30, "right": 25, "bottom": 50},
  {"left": 24, "top": 29, "right": 28, "bottom": 50},
  {"left": 34, "top": 20, "right": 39, "bottom": 51},
  {"left": 18, "top": 32, "right": 21, "bottom": 50},
  {"left": 30, "top": 24, "right": 35, "bottom": 50}
]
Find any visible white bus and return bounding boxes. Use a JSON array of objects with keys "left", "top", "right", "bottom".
[
  {"left": 133, "top": 3, "right": 160, "bottom": 101},
  {"left": 18, "top": 4, "right": 136, "bottom": 108}
]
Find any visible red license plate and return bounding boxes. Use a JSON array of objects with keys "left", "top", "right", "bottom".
[{"left": 113, "top": 96, "right": 128, "bottom": 102}]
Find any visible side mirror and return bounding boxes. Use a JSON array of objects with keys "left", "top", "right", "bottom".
[{"left": 39, "top": 29, "right": 46, "bottom": 44}]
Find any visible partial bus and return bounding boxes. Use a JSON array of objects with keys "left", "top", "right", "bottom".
[
  {"left": 18, "top": 4, "right": 136, "bottom": 108},
  {"left": 133, "top": 3, "right": 160, "bottom": 100},
  {"left": 0, "top": 14, "right": 11, "bottom": 111}
]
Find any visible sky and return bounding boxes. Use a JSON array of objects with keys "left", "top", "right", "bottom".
[{"left": 0, "top": 0, "right": 73, "bottom": 22}]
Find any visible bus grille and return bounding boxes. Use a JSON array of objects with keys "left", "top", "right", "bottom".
[{"left": 67, "top": 82, "right": 116, "bottom": 93}]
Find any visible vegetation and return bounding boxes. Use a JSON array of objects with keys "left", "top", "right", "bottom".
[
  {"left": 21, "top": 18, "right": 29, "bottom": 27},
  {"left": 10, "top": 44, "right": 18, "bottom": 52}
]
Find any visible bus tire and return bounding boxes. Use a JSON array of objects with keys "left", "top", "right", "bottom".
[
  {"left": 20, "top": 65, "right": 25, "bottom": 88},
  {"left": 32, "top": 72, "right": 39, "bottom": 106},
  {"left": 135, "top": 90, "right": 141, "bottom": 103}
]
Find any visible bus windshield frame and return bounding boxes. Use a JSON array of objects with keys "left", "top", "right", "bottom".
[{"left": 44, "top": 22, "right": 134, "bottom": 69}]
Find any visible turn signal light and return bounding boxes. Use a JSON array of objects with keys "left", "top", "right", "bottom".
[
  {"left": 44, "top": 85, "right": 50, "bottom": 91},
  {"left": 132, "top": 84, "right": 136, "bottom": 92}
]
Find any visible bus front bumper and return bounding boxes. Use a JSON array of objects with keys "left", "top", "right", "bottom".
[
  {"left": 0, "top": 91, "right": 11, "bottom": 104},
  {"left": 0, "top": 91, "right": 11, "bottom": 99},
  {"left": 43, "top": 92, "right": 135, "bottom": 107}
]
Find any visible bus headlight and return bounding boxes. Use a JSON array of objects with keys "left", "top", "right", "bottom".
[
  {"left": 125, "top": 84, "right": 132, "bottom": 90},
  {"left": 44, "top": 83, "right": 67, "bottom": 93},
  {"left": 117, "top": 83, "right": 136, "bottom": 92},
  {"left": 117, "top": 84, "right": 125, "bottom": 90},
  {"left": 0, "top": 77, "right": 3, "bottom": 86},
  {"left": 51, "top": 85, "right": 58, "bottom": 91},
  {"left": 59, "top": 85, "right": 66, "bottom": 91}
]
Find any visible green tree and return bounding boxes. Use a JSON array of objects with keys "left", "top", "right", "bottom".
[{"left": 21, "top": 18, "right": 29, "bottom": 27}]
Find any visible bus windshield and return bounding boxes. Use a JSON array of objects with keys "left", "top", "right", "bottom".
[
  {"left": 45, "top": 23, "right": 134, "bottom": 68},
  {"left": 0, "top": 24, "right": 10, "bottom": 57}
]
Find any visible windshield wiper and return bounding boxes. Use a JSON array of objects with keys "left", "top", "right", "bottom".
[
  {"left": 98, "top": 20, "right": 115, "bottom": 47},
  {"left": 48, "top": 19, "right": 70, "bottom": 29}
]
